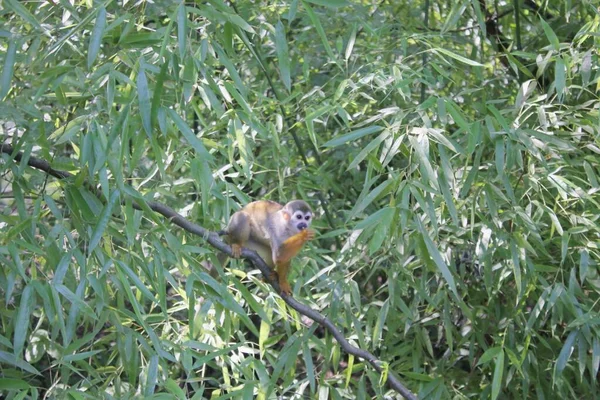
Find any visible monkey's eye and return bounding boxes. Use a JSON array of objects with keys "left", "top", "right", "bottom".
[
  {"left": 305, "top": 215, "right": 311, "bottom": 221},
  {"left": 296, "top": 214, "right": 302, "bottom": 220}
]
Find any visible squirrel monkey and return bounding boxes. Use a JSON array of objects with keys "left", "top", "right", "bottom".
[{"left": 221, "top": 200, "right": 315, "bottom": 295}]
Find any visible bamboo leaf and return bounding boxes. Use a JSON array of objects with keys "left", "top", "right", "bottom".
[
  {"left": 14, "top": 285, "right": 33, "bottom": 357},
  {"left": 434, "top": 48, "right": 483, "bottom": 67},
  {"left": 167, "top": 108, "right": 212, "bottom": 161},
  {"left": 323, "top": 126, "right": 384, "bottom": 147},
  {"left": 275, "top": 20, "right": 291, "bottom": 91},
  {"left": 87, "top": 6, "right": 106, "bottom": 68},
  {"left": 137, "top": 61, "right": 153, "bottom": 137},
  {"left": 491, "top": 350, "right": 504, "bottom": 400},
  {"left": 1, "top": 39, "right": 17, "bottom": 99},
  {"left": 88, "top": 189, "right": 120, "bottom": 254}
]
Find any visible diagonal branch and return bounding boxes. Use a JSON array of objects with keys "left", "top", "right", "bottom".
[{"left": 1, "top": 143, "right": 417, "bottom": 400}]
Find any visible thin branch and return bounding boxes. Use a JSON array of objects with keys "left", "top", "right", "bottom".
[{"left": 1, "top": 143, "right": 417, "bottom": 400}]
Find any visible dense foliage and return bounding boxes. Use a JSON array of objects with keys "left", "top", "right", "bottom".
[{"left": 1, "top": 0, "right": 599, "bottom": 398}]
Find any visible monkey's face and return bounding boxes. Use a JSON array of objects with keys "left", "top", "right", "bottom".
[{"left": 287, "top": 208, "right": 312, "bottom": 233}]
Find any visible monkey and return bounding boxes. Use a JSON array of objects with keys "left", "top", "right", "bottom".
[{"left": 220, "top": 200, "right": 315, "bottom": 295}]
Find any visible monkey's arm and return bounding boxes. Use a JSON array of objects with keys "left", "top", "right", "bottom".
[
  {"left": 276, "top": 229, "right": 315, "bottom": 264},
  {"left": 273, "top": 229, "right": 314, "bottom": 294}
]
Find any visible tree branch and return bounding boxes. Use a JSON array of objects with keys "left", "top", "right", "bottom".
[{"left": 1, "top": 143, "right": 417, "bottom": 400}]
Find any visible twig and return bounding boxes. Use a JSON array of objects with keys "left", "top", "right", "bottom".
[{"left": 1, "top": 143, "right": 417, "bottom": 400}]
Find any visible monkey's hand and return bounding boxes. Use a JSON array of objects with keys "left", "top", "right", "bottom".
[{"left": 305, "top": 229, "right": 316, "bottom": 241}]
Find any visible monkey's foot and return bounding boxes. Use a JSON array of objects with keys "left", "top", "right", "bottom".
[
  {"left": 279, "top": 280, "right": 292, "bottom": 296},
  {"left": 231, "top": 244, "right": 242, "bottom": 258},
  {"left": 263, "top": 271, "right": 277, "bottom": 283}
]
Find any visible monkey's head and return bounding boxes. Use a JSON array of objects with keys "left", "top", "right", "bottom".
[{"left": 282, "top": 200, "right": 313, "bottom": 233}]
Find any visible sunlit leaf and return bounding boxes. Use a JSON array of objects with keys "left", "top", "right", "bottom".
[
  {"left": 434, "top": 48, "right": 484, "bottom": 67},
  {"left": 323, "top": 126, "right": 384, "bottom": 147}
]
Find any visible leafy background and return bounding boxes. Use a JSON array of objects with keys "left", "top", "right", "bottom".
[{"left": 1, "top": 0, "right": 599, "bottom": 398}]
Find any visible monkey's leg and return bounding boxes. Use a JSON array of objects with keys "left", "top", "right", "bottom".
[
  {"left": 275, "top": 261, "right": 292, "bottom": 295},
  {"left": 226, "top": 211, "right": 251, "bottom": 258},
  {"left": 276, "top": 229, "right": 315, "bottom": 264}
]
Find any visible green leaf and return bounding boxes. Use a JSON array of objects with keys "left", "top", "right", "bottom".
[
  {"left": 495, "top": 138, "right": 505, "bottom": 178},
  {"left": 323, "top": 126, "right": 384, "bottom": 147},
  {"left": 347, "top": 180, "right": 392, "bottom": 221},
  {"left": 275, "top": 20, "right": 291, "bottom": 91},
  {"left": 87, "top": 6, "right": 106, "bottom": 69},
  {"left": 304, "top": 0, "right": 349, "bottom": 7},
  {"left": 4, "top": 0, "right": 43, "bottom": 31},
  {"left": 554, "top": 330, "right": 577, "bottom": 378},
  {"left": 442, "top": 0, "right": 468, "bottom": 33},
  {"left": 0, "top": 38, "right": 17, "bottom": 99},
  {"left": 491, "top": 350, "right": 504, "bottom": 400},
  {"left": 167, "top": 108, "right": 212, "bottom": 161},
  {"left": 477, "top": 346, "right": 502, "bottom": 366},
  {"left": 0, "top": 378, "right": 31, "bottom": 390},
  {"left": 434, "top": 48, "right": 484, "bottom": 67},
  {"left": 555, "top": 57, "right": 566, "bottom": 100},
  {"left": 416, "top": 218, "right": 458, "bottom": 297},
  {"left": 540, "top": 17, "right": 560, "bottom": 51},
  {"left": 372, "top": 298, "right": 389, "bottom": 345},
  {"left": 116, "top": 262, "right": 157, "bottom": 304},
  {"left": 14, "top": 285, "right": 33, "bottom": 357},
  {"left": 347, "top": 131, "right": 388, "bottom": 170},
  {"left": 137, "top": 61, "right": 152, "bottom": 137},
  {"left": 0, "top": 351, "right": 40, "bottom": 375},
  {"left": 144, "top": 354, "right": 159, "bottom": 397},
  {"left": 302, "top": 1, "right": 337, "bottom": 62},
  {"left": 345, "top": 26, "right": 357, "bottom": 61},
  {"left": 88, "top": 189, "right": 120, "bottom": 254},
  {"left": 54, "top": 284, "right": 97, "bottom": 319},
  {"left": 177, "top": 1, "right": 187, "bottom": 60}
]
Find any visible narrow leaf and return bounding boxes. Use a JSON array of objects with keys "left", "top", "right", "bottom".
[
  {"left": 87, "top": 7, "right": 106, "bottom": 68},
  {"left": 0, "top": 39, "right": 17, "bottom": 99},
  {"left": 540, "top": 17, "right": 560, "bottom": 50},
  {"left": 275, "top": 20, "right": 291, "bottom": 91},
  {"left": 144, "top": 354, "right": 159, "bottom": 396},
  {"left": 554, "top": 330, "right": 577, "bottom": 377},
  {"left": 167, "top": 108, "right": 212, "bottom": 160},
  {"left": 137, "top": 62, "right": 152, "bottom": 137},
  {"left": 416, "top": 218, "right": 458, "bottom": 297},
  {"left": 434, "top": 48, "right": 483, "bottom": 67},
  {"left": 345, "top": 26, "right": 356, "bottom": 61},
  {"left": 0, "top": 351, "right": 40, "bottom": 375},
  {"left": 323, "top": 126, "right": 383, "bottom": 147},
  {"left": 4, "top": 0, "right": 43, "bottom": 31},
  {"left": 302, "top": 1, "right": 336, "bottom": 61},
  {"left": 88, "top": 189, "right": 120, "bottom": 254},
  {"left": 14, "top": 285, "right": 33, "bottom": 357},
  {"left": 177, "top": 1, "right": 186, "bottom": 60},
  {"left": 347, "top": 180, "right": 392, "bottom": 220},
  {"left": 491, "top": 350, "right": 504, "bottom": 400},
  {"left": 305, "top": 0, "right": 349, "bottom": 7}
]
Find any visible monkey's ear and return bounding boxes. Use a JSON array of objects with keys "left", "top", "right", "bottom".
[{"left": 282, "top": 211, "right": 291, "bottom": 221}]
